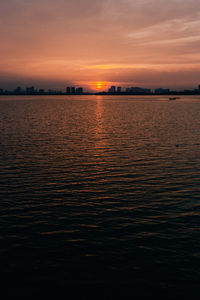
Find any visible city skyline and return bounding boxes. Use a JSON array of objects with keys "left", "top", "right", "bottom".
[
  {"left": 1, "top": 83, "right": 200, "bottom": 95},
  {"left": 1, "top": 1, "right": 200, "bottom": 90}
]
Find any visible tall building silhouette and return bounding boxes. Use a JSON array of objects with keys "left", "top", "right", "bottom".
[
  {"left": 26, "top": 86, "right": 35, "bottom": 94},
  {"left": 71, "top": 87, "right": 76, "bottom": 94},
  {"left": 117, "top": 87, "right": 121, "bottom": 93},
  {"left": 111, "top": 86, "right": 116, "bottom": 93},
  {"left": 14, "top": 86, "right": 23, "bottom": 94},
  {"left": 108, "top": 86, "right": 116, "bottom": 93},
  {"left": 76, "top": 88, "right": 83, "bottom": 94},
  {"left": 66, "top": 87, "right": 71, "bottom": 94}
]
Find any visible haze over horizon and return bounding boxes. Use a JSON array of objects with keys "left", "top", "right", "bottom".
[{"left": 1, "top": 0, "right": 200, "bottom": 91}]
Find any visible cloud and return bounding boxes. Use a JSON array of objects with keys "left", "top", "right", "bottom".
[{"left": 0, "top": 0, "right": 200, "bottom": 88}]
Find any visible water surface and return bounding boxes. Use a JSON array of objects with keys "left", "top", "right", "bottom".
[{"left": 0, "top": 95, "right": 200, "bottom": 298}]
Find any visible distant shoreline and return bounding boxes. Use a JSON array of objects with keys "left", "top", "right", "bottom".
[{"left": 1, "top": 92, "right": 200, "bottom": 96}]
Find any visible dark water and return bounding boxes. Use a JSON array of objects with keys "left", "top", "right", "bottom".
[{"left": 0, "top": 95, "right": 200, "bottom": 298}]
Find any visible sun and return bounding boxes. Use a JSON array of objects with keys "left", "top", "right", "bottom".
[
  {"left": 97, "top": 83, "right": 103, "bottom": 89},
  {"left": 93, "top": 81, "right": 107, "bottom": 90}
]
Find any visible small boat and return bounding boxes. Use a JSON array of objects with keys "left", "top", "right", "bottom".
[{"left": 169, "top": 97, "right": 179, "bottom": 100}]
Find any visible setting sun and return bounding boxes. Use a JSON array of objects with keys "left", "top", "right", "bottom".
[{"left": 93, "top": 81, "right": 107, "bottom": 90}]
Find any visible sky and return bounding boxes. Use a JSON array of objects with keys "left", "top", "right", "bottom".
[{"left": 0, "top": 0, "right": 200, "bottom": 91}]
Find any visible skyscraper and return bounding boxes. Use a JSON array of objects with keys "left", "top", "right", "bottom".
[
  {"left": 117, "top": 87, "right": 121, "bottom": 93},
  {"left": 76, "top": 88, "right": 83, "bottom": 94},
  {"left": 108, "top": 86, "right": 116, "bottom": 94},
  {"left": 71, "top": 87, "right": 76, "bottom": 94},
  {"left": 66, "top": 87, "right": 71, "bottom": 94},
  {"left": 110, "top": 86, "right": 116, "bottom": 93},
  {"left": 26, "top": 86, "right": 35, "bottom": 94}
]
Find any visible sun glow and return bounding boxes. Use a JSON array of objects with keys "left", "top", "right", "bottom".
[{"left": 92, "top": 81, "right": 107, "bottom": 90}]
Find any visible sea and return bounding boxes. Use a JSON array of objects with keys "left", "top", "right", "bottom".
[{"left": 0, "top": 95, "right": 200, "bottom": 299}]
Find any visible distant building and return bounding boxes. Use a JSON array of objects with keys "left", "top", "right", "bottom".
[
  {"left": 184, "top": 89, "right": 194, "bottom": 94},
  {"left": 71, "top": 87, "right": 76, "bottom": 94},
  {"left": 108, "top": 86, "right": 116, "bottom": 93},
  {"left": 155, "top": 88, "right": 170, "bottom": 94},
  {"left": 0, "top": 88, "right": 3, "bottom": 94},
  {"left": 144, "top": 88, "right": 151, "bottom": 94},
  {"left": 39, "top": 89, "right": 45, "bottom": 94},
  {"left": 66, "top": 87, "right": 71, "bottom": 94},
  {"left": 111, "top": 86, "right": 116, "bottom": 93},
  {"left": 117, "top": 87, "right": 121, "bottom": 93},
  {"left": 133, "top": 87, "right": 151, "bottom": 94},
  {"left": 76, "top": 87, "right": 83, "bottom": 94},
  {"left": 126, "top": 87, "right": 151, "bottom": 94},
  {"left": 14, "top": 86, "right": 23, "bottom": 94},
  {"left": 48, "top": 89, "right": 58, "bottom": 94},
  {"left": 26, "top": 86, "right": 35, "bottom": 94}
]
